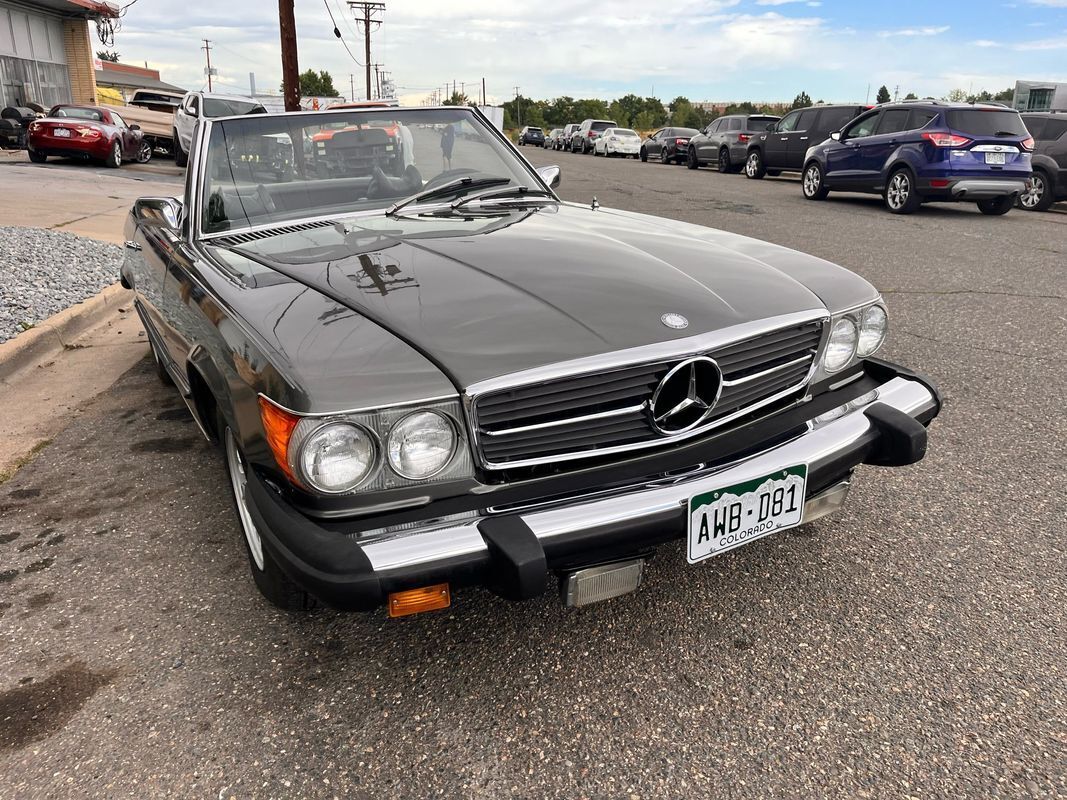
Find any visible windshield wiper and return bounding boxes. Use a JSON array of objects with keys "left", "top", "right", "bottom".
[
  {"left": 386, "top": 176, "right": 511, "bottom": 216},
  {"left": 450, "top": 185, "right": 557, "bottom": 210}
]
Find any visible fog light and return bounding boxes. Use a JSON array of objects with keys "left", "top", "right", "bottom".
[
  {"left": 562, "top": 560, "right": 644, "bottom": 607},
  {"left": 388, "top": 583, "right": 451, "bottom": 617}
]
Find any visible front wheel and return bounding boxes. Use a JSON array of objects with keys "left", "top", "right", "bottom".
[
  {"left": 802, "top": 162, "right": 830, "bottom": 200},
  {"left": 745, "top": 150, "right": 765, "bottom": 179},
  {"left": 105, "top": 140, "right": 122, "bottom": 168},
  {"left": 686, "top": 147, "right": 699, "bottom": 170},
  {"left": 884, "top": 168, "right": 921, "bottom": 214},
  {"left": 223, "top": 426, "right": 310, "bottom": 611},
  {"left": 977, "top": 196, "right": 1014, "bottom": 216},
  {"left": 640, "top": 147, "right": 647, "bottom": 162},
  {"left": 1018, "top": 171, "right": 1054, "bottom": 212}
]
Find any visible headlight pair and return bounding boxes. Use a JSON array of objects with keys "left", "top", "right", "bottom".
[
  {"left": 822, "top": 304, "right": 888, "bottom": 373},
  {"left": 292, "top": 409, "right": 460, "bottom": 494}
]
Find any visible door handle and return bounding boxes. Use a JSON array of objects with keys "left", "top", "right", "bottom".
[
  {"left": 800, "top": 136, "right": 809, "bottom": 140},
  {"left": 124, "top": 240, "right": 142, "bottom": 251}
]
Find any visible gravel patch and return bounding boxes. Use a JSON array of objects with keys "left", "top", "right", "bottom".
[{"left": 0, "top": 227, "right": 122, "bottom": 343}]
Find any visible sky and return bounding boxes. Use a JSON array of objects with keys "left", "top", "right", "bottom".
[{"left": 96, "top": 0, "right": 1067, "bottom": 105}]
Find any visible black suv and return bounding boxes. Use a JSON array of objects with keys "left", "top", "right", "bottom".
[
  {"left": 1018, "top": 112, "right": 1067, "bottom": 211},
  {"left": 745, "top": 104, "right": 869, "bottom": 179},
  {"left": 686, "top": 114, "right": 779, "bottom": 172},
  {"left": 517, "top": 126, "right": 545, "bottom": 146}
]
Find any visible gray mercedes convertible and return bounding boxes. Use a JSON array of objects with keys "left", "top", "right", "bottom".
[{"left": 122, "top": 106, "right": 940, "bottom": 616}]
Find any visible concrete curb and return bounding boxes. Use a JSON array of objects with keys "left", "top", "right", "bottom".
[{"left": 0, "top": 282, "right": 133, "bottom": 383}]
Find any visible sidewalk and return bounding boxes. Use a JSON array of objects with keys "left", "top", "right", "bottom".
[{"left": 0, "top": 153, "right": 181, "bottom": 479}]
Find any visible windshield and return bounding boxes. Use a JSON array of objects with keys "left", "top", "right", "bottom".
[
  {"left": 200, "top": 107, "right": 543, "bottom": 233},
  {"left": 203, "top": 98, "right": 264, "bottom": 118},
  {"left": 945, "top": 109, "right": 1027, "bottom": 137},
  {"left": 52, "top": 107, "right": 103, "bottom": 121}
]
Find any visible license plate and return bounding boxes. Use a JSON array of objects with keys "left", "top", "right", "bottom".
[
  {"left": 985, "top": 152, "right": 1006, "bottom": 165},
  {"left": 53, "top": 128, "right": 70, "bottom": 138},
  {"left": 687, "top": 465, "right": 807, "bottom": 563}
]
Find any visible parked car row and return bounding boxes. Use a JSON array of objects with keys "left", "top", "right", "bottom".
[{"left": 544, "top": 102, "right": 1061, "bottom": 216}]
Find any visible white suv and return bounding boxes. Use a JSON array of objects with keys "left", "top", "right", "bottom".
[{"left": 173, "top": 92, "right": 266, "bottom": 167}]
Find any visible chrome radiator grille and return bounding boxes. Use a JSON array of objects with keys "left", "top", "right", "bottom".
[{"left": 472, "top": 319, "right": 824, "bottom": 468}]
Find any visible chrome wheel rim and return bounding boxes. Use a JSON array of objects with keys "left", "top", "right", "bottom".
[
  {"left": 113, "top": 143, "right": 121, "bottom": 166},
  {"left": 746, "top": 153, "right": 758, "bottom": 176},
  {"left": 225, "top": 428, "right": 265, "bottom": 570},
  {"left": 887, "top": 173, "right": 910, "bottom": 209},
  {"left": 138, "top": 142, "right": 151, "bottom": 162},
  {"left": 803, "top": 165, "right": 820, "bottom": 196},
  {"left": 1020, "top": 175, "right": 1044, "bottom": 208}
]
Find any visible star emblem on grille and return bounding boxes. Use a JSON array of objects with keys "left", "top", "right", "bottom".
[{"left": 649, "top": 357, "right": 723, "bottom": 435}]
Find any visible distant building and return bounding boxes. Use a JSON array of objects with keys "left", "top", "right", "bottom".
[
  {"left": 1, "top": 0, "right": 116, "bottom": 108},
  {"left": 94, "top": 61, "right": 185, "bottom": 101},
  {"left": 1013, "top": 81, "right": 1067, "bottom": 112}
]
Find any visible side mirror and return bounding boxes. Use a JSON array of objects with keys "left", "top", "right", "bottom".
[
  {"left": 537, "top": 165, "right": 561, "bottom": 189},
  {"left": 830, "top": 131, "right": 842, "bottom": 141},
  {"left": 129, "top": 124, "right": 141, "bottom": 131},
  {"left": 134, "top": 197, "right": 184, "bottom": 233}
]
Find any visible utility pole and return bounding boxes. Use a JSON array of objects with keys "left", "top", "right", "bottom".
[
  {"left": 894, "top": 84, "right": 900, "bottom": 102},
  {"left": 482, "top": 77, "right": 486, "bottom": 107},
  {"left": 350, "top": 73, "right": 355, "bottom": 102},
  {"left": 278, "top": 1, "right": 300, "bottom": 111},
  {"left": 373, "top": 63, "right": 382, "bottom": 100},
  {"left": 201, "top": 39, "right": 214, "bottom": 91},
  {"left": 514, "top": 86, "right": 521, "bottom": 126},
  {"left": 348, "top": 1, "right": 385, "bottom": 102}
]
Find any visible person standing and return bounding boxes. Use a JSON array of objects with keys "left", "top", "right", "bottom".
[{"left": 441, "top": 122, "right": 455, "bottom": 171}]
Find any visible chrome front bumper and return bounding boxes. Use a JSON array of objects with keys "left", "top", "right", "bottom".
[{"left": 358, "top": 375, "right": 937, "bottom": 571}]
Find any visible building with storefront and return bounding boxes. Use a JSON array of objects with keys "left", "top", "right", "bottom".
[
  {"left": 0, "top": 0, "right": 115, "bottom": 109},
  {"left": 1013, "top": 80, "right": 1067, "bottom": 113}
]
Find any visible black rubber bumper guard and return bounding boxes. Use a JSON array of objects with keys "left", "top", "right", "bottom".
[{"left": 244, "top": 359, "right": 942, "bottom": 611}]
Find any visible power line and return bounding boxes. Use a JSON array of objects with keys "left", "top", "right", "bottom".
[{"left": 322, "top": 0, "right": 364, "bottom": 66}]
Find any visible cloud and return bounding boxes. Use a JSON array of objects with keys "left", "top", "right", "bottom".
[
  {"left": 877, "top": 26, "right": 950, "bottom": 37},
  {"left": 971, "top": 39, "right": 1002, "bottom": 47}
]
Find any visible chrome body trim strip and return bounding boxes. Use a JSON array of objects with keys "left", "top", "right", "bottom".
[
  {"left": 464, "top": 309, "right": 827, "bottom": 398},
  {"left": 480, "top": 404, "right": 646, "bottom": 438},
  {"left": 354, "top": 375, "right": 936, "bottom": 571},
  {"left": 720, "top": 354, "right": 813, "bottom": 387},
  {"left": 257, "top": 392, "right": 460, "bottom": 419},
  {"left": 971, "top": 144, "right": 1021, "bottom": 153}
]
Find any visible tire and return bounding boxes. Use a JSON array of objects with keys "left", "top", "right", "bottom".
[
  {"left": 105, "top": 140, "right": 122, "bottom": 168},
  {"left": 640, "top": 147, "right": 647, "bottom": 162},
  {"left": 28, "top": 149, "right": 46, "bottom": 163},
  {"left": 745, "top": 150, "right": 765, "bottom": 179},
  {"left": 660, "top": 146, "right": 670, "bottom": 164},
  {"left": 173, "top": 129, "right": 188, "bottom": 167},
  {"left": 977, "top": 196, "right": 1014, "bottom": 216},
  {"left": 136, "top": 140, "right": 152, "bottom": 164},
  {"left": 802, "top": 162, "right": 830, "bottom": 201},
  {"left": 1018, "top": 170, "right": 1054, "bottom": 212},
  {"left": 717, "top": 148, "right": 732, "bottom": 174},
  {"left": 686, "top": 147, "right": 699, "bottom": 170},
  {"left": 222, "top": 425, "right": 310, "bottom": 611},
  {"left": 884, "top": 168, "right": 921, "bottom": 214}
]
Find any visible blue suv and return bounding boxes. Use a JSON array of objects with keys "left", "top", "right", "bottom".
[{"left": 801, "top": 102, "right": 1033, "bottom": 215}]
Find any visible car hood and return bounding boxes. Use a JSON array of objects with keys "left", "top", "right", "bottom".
[{"left": 220, "top": 203, "right": 873, "bottom": 389}]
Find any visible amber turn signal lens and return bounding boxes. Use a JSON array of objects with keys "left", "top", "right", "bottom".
[
  {"left": 388, "top": 584, "right": 451, "bottom": 618},
  {"left": 257, "top": 397, "right": 300, "bottom": 484}
]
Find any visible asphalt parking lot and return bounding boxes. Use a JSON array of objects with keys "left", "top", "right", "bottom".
[{"left": 1, "top": 148, "right": 1065, "bottom": 799}]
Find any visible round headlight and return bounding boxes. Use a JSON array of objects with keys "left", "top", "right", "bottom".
[
  {"left": 823, "top": 317, "right": 858, "bottom": 372},
  {"left": 387, "top": 411, "right": 456, "bottom": 480},
  {"left": 299, "top": 422, "right": 377, "bottom": 493},
  {"left": 857, "top": 305, "right": 888, "bottom": 357}
]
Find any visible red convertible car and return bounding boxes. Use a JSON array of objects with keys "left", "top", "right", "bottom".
[{"left": 27, "top": 105, "right": 151, "bottom": 168}]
